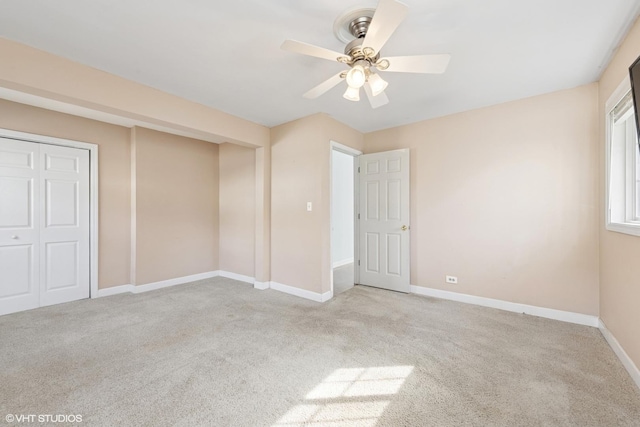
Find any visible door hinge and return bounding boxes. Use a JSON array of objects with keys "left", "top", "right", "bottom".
[
  {"left": 357, "top": 213, "right": 360, "bottom": 219},
  {"left": 358, "top": 260, "right": 360, "bottom": 266},
  {"left": 358, "top": 167, "right": 360, "bottom": 173}
]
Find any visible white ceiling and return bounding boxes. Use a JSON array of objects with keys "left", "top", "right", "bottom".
[{"left": 1, "top": 0, "right": 639, "bottom": 133}]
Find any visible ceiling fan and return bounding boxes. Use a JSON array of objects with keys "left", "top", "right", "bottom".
[{"left": 281, "top": 0, "right": 451, "bottom": 108}]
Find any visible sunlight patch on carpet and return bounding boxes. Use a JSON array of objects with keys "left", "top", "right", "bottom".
[{"left": 273, "top": 366, "right": 414, "bottom": 426}]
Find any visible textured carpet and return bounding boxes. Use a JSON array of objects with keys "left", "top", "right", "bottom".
[
  {"left": 333, "top": 263, "right": 354, "bottom": 296},
  {"left": 1, "top": 278, "right": 639, "bottom": 426}
]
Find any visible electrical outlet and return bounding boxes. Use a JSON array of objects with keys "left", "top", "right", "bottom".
[{"left": 446, "top": 275, "right": 458, "bottom": 284}]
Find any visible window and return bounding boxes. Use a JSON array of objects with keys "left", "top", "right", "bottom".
[{"left": 607, "top": 81, "right": 640, "bottom": 236}]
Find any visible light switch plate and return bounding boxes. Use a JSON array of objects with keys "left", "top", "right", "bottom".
[{"left": 307, "top": 202, "right": 312, "bottom": 211}]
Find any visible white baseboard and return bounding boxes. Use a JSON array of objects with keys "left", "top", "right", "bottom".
[
  {"left": 135, "top": 271, "right": 220, "bottom": 293},
  {"left": 254, "top": 281, "right": 269, "bottom": 290},
  {"left": 96, "top": 271, "right": 220, "bottom": 297},
  {"left": 218, "top": 270, "right": 255, "bottom": 284},
  {"left": 410, "top": 285, "right": 599, "bottom": 327},
  {"left": 599, "top": 320, "right": 640, "bottom": 390},
  {"left": 96, "top": 284, "right": 134, "bottom": 297},
  {"left": 332, "top": 258, "right": 354, "bottom": 269},
  {"left": 269, "top": 281, "right": 333, "bottom": 303},
  {"left": 321, "top": 290, "right": 333, "bottom": 302},
  {"left": 97, "top": 270, "right": 267, "bottom": 299}
]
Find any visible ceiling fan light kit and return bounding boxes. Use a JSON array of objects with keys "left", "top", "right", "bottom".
[{"left": 281, "top": 0, "right": 451, "bottom": 108}]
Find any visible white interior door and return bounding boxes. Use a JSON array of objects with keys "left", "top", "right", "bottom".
[
  {"left": 358, "top": 149, "right": 410, "bottom": 293},
  {"left": 39, "top": 144, "right": 90, "bottom": 307},
  {"left": 0, "top": 138, "right": 90, "bottom": 316},
  {"left": 0, "top": 138, "right": 40, "bottom": 315}
]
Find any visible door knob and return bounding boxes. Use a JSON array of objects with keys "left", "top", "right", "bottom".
[
  {"left": 401, "top": 225, "right": 408, "bottom": 231},
  {"left": 11, "top": 235, "right": 18, "bottom": 239}
]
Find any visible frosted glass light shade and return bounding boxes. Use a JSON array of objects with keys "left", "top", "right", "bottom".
[
  {"left": 343, "top": 85, "right": 360, "bottom": 101},
  {"left": 346, "top": 65, "right": 366, "bottom": 88},
  {"left": 368, "top": 73, "right": 388, "bottom": 96}
]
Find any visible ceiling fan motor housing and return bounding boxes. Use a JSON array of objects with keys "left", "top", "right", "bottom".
[
  {"left": 333, "top": 6, "right": 376, "bottom": 44},
  {"left": 344, "top": 38, "right": 380, "bottom": 66},
  {"left": 349, "top": 16, "right": 372, "bottom": 39}
]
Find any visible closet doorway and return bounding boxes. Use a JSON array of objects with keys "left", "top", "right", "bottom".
[{"left": 0, "top": 130, "right": 97, "bottom": 316}]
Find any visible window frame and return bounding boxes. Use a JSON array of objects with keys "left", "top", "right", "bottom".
[{"left": 605, "top": 78, "right": 640, "bottom": 237}]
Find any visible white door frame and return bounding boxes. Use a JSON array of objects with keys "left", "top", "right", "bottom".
[
  {"left": 0, "top": 128, "right": 99, "bottom": 299},
  {"left": 329, "top": 141, "right": 362, "bottom": 296}
]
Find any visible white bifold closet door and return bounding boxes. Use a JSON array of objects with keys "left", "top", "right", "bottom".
[{"left": 0, "top": 138, "right": 89, "bottom": 316}]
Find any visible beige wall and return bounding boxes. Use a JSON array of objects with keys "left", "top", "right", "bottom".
[
  {"left": 255, "top": 146, "right": 271, "bottom": 283},
  {"left": 133, "top": 127, "right": 219, "bottom": 285},
  {"left": 271, "top": 115, "right": 327, "bottom": 293},
  {"left": 271, "top": 114, "right": 363, "bottom": 294},
  {"left": 0, "top": 99, "right": 131, "bottom": 289},
  {"left": 365, "top": 84, "right": 600, "bottom": 315},
  {"left": 219, "top": 143, "right": 255, "bottom": 277},
  {"left": 320, "top": 116, "right": 364, "bottom": 294},
  {"left": 598, "top": 18, "right": 640, "bottom": 370},
  {"left": 0, "top": 38, "right": 269, "bottom": 147}
]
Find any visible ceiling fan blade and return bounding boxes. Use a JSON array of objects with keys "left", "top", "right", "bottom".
[
  {"left": 362, "top": 0, "right": 409, "bottom": 55},
  {"left": 364, "top": 83, "right": 389, "bottom": 109},
  {"left": 281, "top": 40, "right": 348, "bottom": 62},
  {"left": 381, "top": 54, "right": 451, "bottom": 74},
  {"left": 303, "top": 72, "right": 344, "bottom": 99}
]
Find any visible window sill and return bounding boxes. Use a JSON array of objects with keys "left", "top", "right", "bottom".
[{"left": 606, "top": 222, "right": 640, "bottom": 237}]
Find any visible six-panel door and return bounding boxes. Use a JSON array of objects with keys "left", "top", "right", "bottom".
[
  {"left": 0, "top": 138, "right": 40, "bottom": 315},
  {"left": 358, "top": 149, "right": 410, "bottom": 293},
  {"left": 39, "top": 143, "right": 90, "bottom": 307}
]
